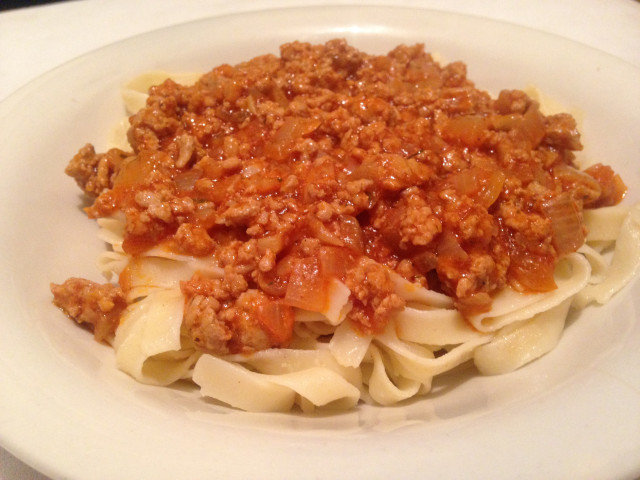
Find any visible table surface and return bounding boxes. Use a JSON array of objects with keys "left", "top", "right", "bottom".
[{"left": 1, "top": 0, "right": 639, "bottom": 478}]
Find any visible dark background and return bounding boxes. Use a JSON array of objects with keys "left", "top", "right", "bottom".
[{"left": 0, "top": 0, "right": 75, "bottom": 11}]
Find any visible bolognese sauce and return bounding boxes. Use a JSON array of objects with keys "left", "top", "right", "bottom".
[{"left": 54, "top": 39, "right": 625, "bottom": 355}]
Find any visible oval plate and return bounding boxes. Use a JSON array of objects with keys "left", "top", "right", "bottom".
[{"left": 0, "top": 6, "right": 638, "bottom": 480}]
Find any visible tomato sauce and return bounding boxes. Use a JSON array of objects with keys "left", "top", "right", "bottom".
[{"left": 65, "top": 40, "right": 626, "bottom": 353}]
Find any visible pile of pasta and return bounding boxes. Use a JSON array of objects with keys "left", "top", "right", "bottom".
[
  {"left": 97, "top": 204, "right": 639, "bottom": 412},
  {"left": 89, "top": 73, "right": 640, "bottom": 413}
]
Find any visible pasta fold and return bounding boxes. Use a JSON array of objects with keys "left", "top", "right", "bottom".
[
  {"left": 467, "top": 254, "right": 591, "bottom": 332},
  {"left": 473, "top": 299, "right": 571, "bottom": 375},
  {"left": 575, "top": 204, "right": 640, "bottom": 306},
  {"left": 193, "top": 354, "right": 361, "bottom": 412},
  {"left": 113, "top": 290, "right": 199, "bottom": 385},
  {"left": 113, "top": 288, "right": 199, "bottom": 385}
]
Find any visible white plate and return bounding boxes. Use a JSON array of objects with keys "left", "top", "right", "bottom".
[{"left": 1, "top": 6, "right": 639, "bottom": 480}]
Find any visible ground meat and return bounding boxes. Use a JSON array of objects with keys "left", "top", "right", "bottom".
[
  {"left": 171, "top": 223, "right": 215, "bottom": 256},
  {"left": 543, "top": 113, "right": 583, "bottom": 150},
  {"left": 50, "top": 278, "right": 126, "bottom": 342},
  {"left": 182, "top": 294, "right": 232, "bottom": 353},
  {"left": 65, "top": 144, "right": 130, "bottom": 197},
  {"left": 583, "top": 163, "right": 627, "bottom": 208},
  {"left": 345, "top": 258, "right": 405, "bottom": 332},
  {"left": 371, "top": 190, "right": 442, "bottom": 249},
  {"left": 497, "top": 200, "right": 553, "bottom": 245},
  {"left": 494, "top": 89, "right": 532, "bottom": 114},
  {"left": 219, "top": 199, "right": 261, "bottom": 227},
  {"left": 258, "top": 249, "right": 277, "bottom": 272},
  {"left": 181, "top": 270, "right": 292, "bottom": 354},
  {"left": 132, "top": 187, "right": 195, "bottom": 225},
  {"left": 59, "top": 39, "right": 627, "bottom": 347}
]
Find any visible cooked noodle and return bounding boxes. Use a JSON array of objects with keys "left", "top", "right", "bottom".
[{"left": 52, "top": 41, "right": 639, "bottom": 412}]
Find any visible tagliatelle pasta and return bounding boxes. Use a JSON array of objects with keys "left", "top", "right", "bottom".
[
  {"left": 466, "top": 253, "right": 591, "bottom": 332},
  {"left": 113, "top": 288, "right": 200, "bottom": 385},
  {"left": 51, "top": 40, "right": 639, "bottom": 412}
]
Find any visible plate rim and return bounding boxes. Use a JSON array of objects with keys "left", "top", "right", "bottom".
[{"left": 1, "top": 5, "right": 639, "bottom": 480}]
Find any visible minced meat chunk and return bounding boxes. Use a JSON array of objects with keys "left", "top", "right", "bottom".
[
  {"left": 50, "top": 278, "right": 126, "bottom": 342},
  {"left": 65, "top": 144, "right": 130, "bottom": 197},
  {"left": 181, "top": 270, "right": 294, "bottom": 355},
  {"left": 345, "top": 258, "right": 405, "bottom": 333}
]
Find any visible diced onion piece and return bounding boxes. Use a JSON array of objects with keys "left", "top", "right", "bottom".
[
  {"left": 283, "top": 257, "right": 328, "bottom": 312},
  {"left": 508, "top": 252, "right": 557, "bottom": 292},
  {"left": 491, "top": 113, "right": 520, "bottom": 130},
  {"left": 336, "top": 216, "right": 365, "bottom": 253},
  {"left": 543, "top": 192, "right": 586, "bottom": 255},
  {"left": 437, "top": 230, "right": 468, "bottom": 262},
  {"left": 113, "top": 151, "right": 164, "bottom": 188},
  {"left": 477, "top": 170, "right": 505, "bottom": 208},
  {"left": 265, "top": 117, "right": 320, "bottom": 160},
  {"left": 553, "top": 164, "right": 601, "bottom": 206},
  {"left": 317, "top": 246, "right": 355, "bottom": 280},
  {"left": 521, "top": 103, "right": 546, "bottom": 146},
  {"left": 441, "top": 114, "right": 489, "bottom": 147},
  {"left": 255, "top": 299, "right": 295, "bottom": 346},
  {"left": 449, "top": 166, "right": 505, "bottom": 208},
  {"left": 355, "top": 154, "right": 427, "bottom": 192},
  {"left": 490, "top": 103, "right": 545, "bottom": 147},
  {"left": 174, "top": 169, "right": 202, "bottom": 191}
]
